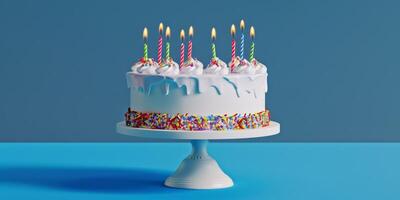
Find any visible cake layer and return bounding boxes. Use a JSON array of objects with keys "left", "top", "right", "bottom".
[{"left": 126, "top": 72, "right": 267, "bottom": 115}]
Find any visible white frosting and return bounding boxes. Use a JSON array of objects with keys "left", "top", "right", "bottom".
[
  {"left": 251, "top": 59, "right": 268, "bottom": 93},
  {"left": 228, "top": 56, "right": 241, "bottom": 70},
  {"left": 232, "top": 59, "right": 256, "bottom": 74},
  {"left": 205, "top": 57, "right": 229, "bottom": 75},
  {"left": 156, "top": 60, "right": 180, "bottom": 75},
  {"left": 131, "top": 58, "right": 159, "bottom": 74},
  {"left": 127, "top": 57, "right": 269, "bottom": 115},
  {"left": 252, "top": 59, "right": 267, "bottom": 74},
  {"left": 131, "top": 62, "right": 142, "bottom": 72},
  {"left": 137, "top": 64, "right": 158, "bottom": 74},
  {"left": 180, "top": 58, "right": 204, "bottom": 75},
  {"left": 127, "top": 72, "right": 266, "bottom": 115}
]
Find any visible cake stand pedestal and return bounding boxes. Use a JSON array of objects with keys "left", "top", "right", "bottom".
[{"left": 116, "top": 121, "right": 280, "bottom": 190}]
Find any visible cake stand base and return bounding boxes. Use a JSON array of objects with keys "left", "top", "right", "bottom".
[
  {"left": 164, "top": 140, "right": 233, "bottom": 189},
  {"left": 116, "top": 121, "right": 280, "bottom": 190}
]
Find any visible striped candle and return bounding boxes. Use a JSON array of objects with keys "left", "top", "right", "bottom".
[
  {"left": 180, "top": 43, "right": 185, "bottom": 67},
  {"left": 231, "top": 40, "right": 236, "bottom": 61},
  {"left": 188, "top": 40, "right": 192, "bottom": 60},
  {"left": 157, "top": 23, "right": 163, "bottom": 64},
  {"left": 180, "top": 29, "right": 185, "bottom": 67},
  {"left": 144, "top": 43, "right": 148, "bottom": 61},
  {"left": 143, "top": 27, "right": 148, "bottom": 61},
  {"left": 165, "top": 26, "right": 171, "bottom": 60},
  {"left": 240, "top": 20, "right": 245, "bottom": 60},
  {"left": 166, "top": 42, "right": 170, "bottom": 60},
  {"left": 230, "top": 24, "right": 236, "bottom": 64},
  {"left": 212, "top": 43, "right": 216, "bottom": 59},
  {"left": 249, "top": 42, "right": 254, "bottom": 61},
  {"left": 211, "top": 27, "right": 217, "bottom": 59},
  {"left": 249, "top": 26, "right": 255, "bottom": 61},
  {"left": 188, "top": 26, "right": 193, "bottom": 60}
]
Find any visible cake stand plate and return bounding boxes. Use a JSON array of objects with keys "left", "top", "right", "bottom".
[{"left": 116, "top": 121, "right": 280, "bottom": 190}]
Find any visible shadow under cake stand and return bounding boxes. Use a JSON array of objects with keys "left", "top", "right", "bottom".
[{"left": 116, "top": 121, "right": 280, "bottom": 190}]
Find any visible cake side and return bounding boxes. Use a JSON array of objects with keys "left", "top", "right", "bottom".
[{"left": 127, "top": 72, "right": 267, "bottom": 115}]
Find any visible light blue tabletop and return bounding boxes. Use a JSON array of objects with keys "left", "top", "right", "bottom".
[{"left": 0, "top": 143, "right": 398, "bottom": 199}]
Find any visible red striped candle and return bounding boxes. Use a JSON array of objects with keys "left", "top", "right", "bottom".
[
  {"left": 157, "top": 23, "right": 163, "bottom": 64},
  {"left": 188, "top": 40, "right": 192, "bottom": 60},
  {"left": 180, "top": 29, "right": 185, "bottom": 68},
  {"left": 231, "top": 40, "right": 236, "bottom": 61},
  {"left": 230, "top": 24, "right": 236, "bottom": 71},
  {"left": 188, "top": 26, "right": 193, "bottom": 60}
]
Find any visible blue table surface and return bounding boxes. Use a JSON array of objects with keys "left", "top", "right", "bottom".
[{"left": 0, "top": 143, "right": 398, "bottom": 200}]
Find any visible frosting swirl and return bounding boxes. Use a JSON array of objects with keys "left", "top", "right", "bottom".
[
  {"left": 132, "top": 58, "right": 159, "bottom": 74},
  {"left": 232, "top": 59, "right": 256, "bottom": 74},
  {"left": 228, "top": 56, "right": 241, "bottom": 71},
  {"left": 180, "top": 58, "right": 204, "bottom": 75},
  {"left": 156, "top": 58, "right": 180, "bottom": 75},
  {"left": 251, "top": 59, "right": 268, "bottom": 74},
  {"left": 204, "top": 57, "right": 229, "bottom": 75},
  {"left": 131, "top": 62, "right": 142, "bottom": 73}
]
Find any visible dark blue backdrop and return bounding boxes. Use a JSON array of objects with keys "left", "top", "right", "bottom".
[{"left": 0, "top": 0, "right": 399, "bottom": 141}]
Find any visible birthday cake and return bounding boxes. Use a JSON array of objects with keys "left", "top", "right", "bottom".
[{"left": 124, "top": 22, "right": 271, "bottom": 131}]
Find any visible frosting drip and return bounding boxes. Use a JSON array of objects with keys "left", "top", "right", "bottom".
[
  {"left": 251, "top": 59, "right": 268, "bottom": 92},
  {"left": 127, "top": 72, "right": 266, "bottom": 98}
]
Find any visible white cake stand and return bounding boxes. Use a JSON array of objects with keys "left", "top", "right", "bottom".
[{"left": 116, "top": 121, "right": 280, "bottom": 190}]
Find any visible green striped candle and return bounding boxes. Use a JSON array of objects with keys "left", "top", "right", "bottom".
[
  {"left": 249, "top": 26, "right": 255, "bottom": 61},
  {"left": 211, "top": 27, "right": 217, "bottom": 59},
  {"left": 165, "top": 26, "right": 171, "bottom": 60},
  {"left": 143, "top": 27, "right": 148, "bottom": 61}
]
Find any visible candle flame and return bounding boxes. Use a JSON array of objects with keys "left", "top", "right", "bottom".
[
  {"left": 143, "top": 27, "right": 148, "bottom": 41},
  {"left": 211, "top": 27, "right": 216, "bottom": 40},
  {"left": 240, "top": 19, "right": 245, "bottom": 30},
  {"left": 189, "top": 26, "right": 194, "bottom": 37},
  {"left": 180, "top": 29, "right": 185, "bottom": 41},
  {"left": 250, "top": 26, "right": 255, "bottom": 39},
  {"left": 231, "top": 24, "right": 236, "bottom": 37},
  {"left": 165, "top": 26, "right": 171, "bottom": 38},
  {"left": 159, "top": 23, "right": 164, "bottom": 34}
]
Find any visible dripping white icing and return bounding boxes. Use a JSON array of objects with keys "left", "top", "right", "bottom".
[{"left": 126, "top": 72, "right": 267, "bottom": 98}]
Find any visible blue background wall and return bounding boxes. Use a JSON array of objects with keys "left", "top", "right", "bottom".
[{"left": 0, "top": 0, "right": 399, "bottom": 141}]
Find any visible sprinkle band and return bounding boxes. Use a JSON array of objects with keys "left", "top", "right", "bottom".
[{"left": 124, "top": 108, "right": 270, "bottom": 131}]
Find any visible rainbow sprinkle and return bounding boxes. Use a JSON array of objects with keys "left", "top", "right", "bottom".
[{"left": 124, "top": 108, "right": 270, "bottom": 131}]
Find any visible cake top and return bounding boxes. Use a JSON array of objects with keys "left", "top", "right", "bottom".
[{"left": 131, "top": 20, "right": 268, "bottom": 76}]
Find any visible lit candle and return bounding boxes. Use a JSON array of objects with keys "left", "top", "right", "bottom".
[
  {"left": 188, "top": 26, "right": 194, "bottom": 60},
  {"left": 157, "top": 23, "right": 163, "bottom": 64},
  {"left": 230, "top": 24, "right": 236, "bottom": 63},
  {"left": 165, "top": 26, "right": 171, "bottom": 60},
  {"left": 249, "top": 26, "right": 255, "bottom": 61},
  {"left": 143, "top": 27, "right": 148, "bottom": 61},
  {"left": 211, "top": 27, "right": 217, "bottom": 59},
  {"left": 180, "top": 29, "right": 185, "bottom": 68},
  {"left": 240, "top": 19, "right": 245, "bottom": 60}
]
